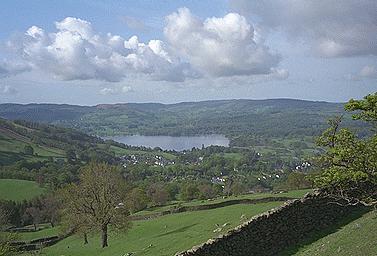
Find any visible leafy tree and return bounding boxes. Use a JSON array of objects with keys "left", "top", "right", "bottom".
[
  {"left": 345, "top": 92, "right": 377, "bottom": 126},
  {"left": 66, "top": 149, "right": 77, "bottom": 164},
  {"left": 181, "top": 183, "right": 199, "bottom": 201},
  {"left": 60, "top": 162, "right": 131, "bottom": 248},
  {"left": 127, "top": 188, "right": 149, "bottom": 213},
  {"left": 0, "top": 207, "right": 8, "bottom": 229},
  {"left": 24, "top": 207, "right": 41, "bottom": 231},
  {"left": 165, "top": 183, "right": 180, "bottom": 200},
  {"left": 147, "top": 184, "right": 169, "bottom": 206},
  {"left": 230, "top": 181, "right": 246, "bottom": 196},
  {"left": 198, "top": 184, "right": 216, "bottom": 200},
  {"left": 284, "top": 172, "right": 312, "bottom": 190},
  {"left": 314, "top": 93, "right": 377, "bottom": 207},
  {"left": 41, "top": 194, "right": 60, "bottom": 227},
  {"left": 23, "top": 145, "right": 34, "bottom": 155},
  {"left": 0, "top": 207, "right": 17, "bottom": 256}
]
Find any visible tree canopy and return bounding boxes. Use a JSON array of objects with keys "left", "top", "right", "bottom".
[
  {"left": 60, "top": 162, "right": 131, "bottom": 248},
  {"left": 315, "top": 93, "right": 377, "bottom": 207}
]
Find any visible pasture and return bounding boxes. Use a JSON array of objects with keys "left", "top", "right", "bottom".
[
  {"left": 0, "top": 179, "right": 46, "bottom": 201},
  {"left": 291, "top": 210, "right": 377, "bottom": 255},
  {"left": 29, "top": 202, "right": 284, "bottom": 256}
]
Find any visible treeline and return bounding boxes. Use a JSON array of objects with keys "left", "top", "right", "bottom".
[
  {"left": 0, "top": 194, "right": 58, "bottom": 229},
  {"left": 1, "top": 100, "right": 370, "bottom": 144}
]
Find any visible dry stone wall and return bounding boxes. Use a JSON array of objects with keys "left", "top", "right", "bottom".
[{"left": 176, "top": 192, "right": 359, "bottom": 256}]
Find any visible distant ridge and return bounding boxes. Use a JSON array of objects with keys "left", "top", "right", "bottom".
[{"left": 0, "top": 98, "right": 360, "bottom": 139}]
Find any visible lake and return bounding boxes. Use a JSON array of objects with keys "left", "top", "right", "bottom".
[{"left": 107, "top": 135, "right": 229, "bottom": 151}]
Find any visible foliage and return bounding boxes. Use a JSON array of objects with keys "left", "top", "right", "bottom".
[
  {"left": 146, "top": 184, "right": 169, "bottom": 206},
  {"left": 345, "top": 92, "right": 377, "bottom": 126},
  {"left": 23, "top": 145, "right": 34, "bottom": 155},
  {"left": 0, "top": 99, "right": 368, "bottom": 150},
  {"left": 181, "top": 184, "right": 199, "bottom": 201},
  {"left": 314, "top": 93, "right": 377, "bottom": 206},
  {"left": 284, "top": 172, "right": 312, "bottom": 190},
  {"left": 126, "top": 188, "right": 149, "bottom": 214},
  {"left": 60, "top": 162, "right": 131, "bottom": 248},
  {"left": 0, "top": 207, "right": 17, "bottom": 256},
  {"left": 34, "top": 202, "right": 284, "bottom": 256}
]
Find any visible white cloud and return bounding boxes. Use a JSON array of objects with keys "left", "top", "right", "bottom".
[
  {"left": 121, "top": 16, "right": 150, "bottom": 32},
  {"left": 0, "top": 60, "right": 30, "bottom": 78},
  {"left": 270, "top": 68, "right": 289, "bottom": 80},
  {"left": 121, "top": 85, "right": 133, "bottom": 93},
  {"left": 4, "top": 9, "right": 285, "bottom": 83},
  {"left": 359, "top": 65, "right": 377, "bottom": 79},
  {"left": 0, "top": 85, "right": 18, "bottom": 95},
  {"left": 10, "top": 17, "right": 190, "bottom": 82},
  {"left": 164, "top": 8, "right": 280, "bottom": 77},
  {"left": 231, "top": 0, "right": 377, "bottom": 57},
  {"left": 99, "top": 85, "right": 134, "bottom": 95},
  {"left": 99, "top": 87, "right": 117, "bottom": 95}
]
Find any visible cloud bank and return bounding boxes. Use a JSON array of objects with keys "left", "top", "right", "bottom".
[
  {"left": 231, "top": 0, "right": 377, "bottom": 57},
  {"left": 360, "top": 65, "right": 377, "bottom": 79},
  {"left": 164, "top": 8, "right": 280, "bottom": 77},
  {"left": 3, "top": 9, "right": 282, "bottom": 83},
  {"left": 12, "top": 17, "right": 191, "bottom": 82}
]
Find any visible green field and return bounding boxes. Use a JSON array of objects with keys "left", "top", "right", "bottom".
[
  {"left": 134, "top": 189, "right": 311, "bottom": 217},
  {"left": 0, "top": 179, "right": 46, "bottom": 201},
  {"left": 291, "top": 210, "right": 377, "bottom": 256},
  {"left": 30, "top": 202, "right": 282, "bottom": 256},
  {"left": 17, "top": 225, "right": 61, "bottom": 241},
  {"left": 106, "top": 145, "right": 177, "bottom": 160},
  {"left": 0, "top": 132, "right": 65, "bottom": 165}
]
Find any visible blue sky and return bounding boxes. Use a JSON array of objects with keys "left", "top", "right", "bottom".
[{"left": 0, "top": 0, "right": 376, "bottom": 105}]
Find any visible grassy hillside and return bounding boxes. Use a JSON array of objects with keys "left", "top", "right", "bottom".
[
  {"left": 291, "top": 210, "right": 377, "bottom": 256},
  {"left": 0, "top": 127, "right": 65, "bottom": 165},
  {"left": 30, "top": 202, "right": 284, "bottom": 256},
  {"left": 0, "top": 179, "right": 46, "bottom": 201},
  {"left": 0, "top": 118, "right": 175, "bottom": 166},
  {"left": 134, "top": 189, "right": 311, "bottom": 217},
  {"left": 16, "top": 190, "right": 309, "bottom": 255}
]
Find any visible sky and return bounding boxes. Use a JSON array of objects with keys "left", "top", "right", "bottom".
[{"left": 0, "top": 0, "right": 376, "bottom": 105}]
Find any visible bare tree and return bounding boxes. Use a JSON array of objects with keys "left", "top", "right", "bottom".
[
  {"left": 41, "top": 194, "right": 60, "bottom": 228},
  {"left": 25, "top": 207, "right": 41, "bottom": 231},
  {"left": 60, "top": 162, "right": 131, "bottom": 248},
  {"left": 0, "top": 207, "right": 16, "bottom": 256}
]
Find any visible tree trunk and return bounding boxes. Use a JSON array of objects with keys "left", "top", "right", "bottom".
[
  {"left": 51, "top": 221, "right": 54, "bottom": 228},
  {"left": 83, "top": 232, "right": 88, "bottom": 244},
  {"left": 33, "top": 223, "right": 37, "bottom": 231},
  {"left": 101, "top": 224, "right": 108, "bottom": 248}
]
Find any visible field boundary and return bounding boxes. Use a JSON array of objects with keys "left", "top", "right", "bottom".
[
  {"left": 130, "top": 196, "right": 294, "bottom": 221},
  {"left": 176, "top": 192, "right": 362, "bottom": 256}
]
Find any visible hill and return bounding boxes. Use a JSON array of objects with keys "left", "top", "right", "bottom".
[
  {"left": 0, "top": 119, "right": 66, "bottom": 165},
  {"left": 19, "top": 190, "right": 311, "bottom": 256},
  {"left": 0, "top": 179, "right": 46, "bottom": 201},
  {"left": 290, "top": 210, "right": 377, "bottom": 255},
  {"left": 0, "top": 99, "right": 367, "bottom": 140},
  {"left": 0, "top": 118, "right": 176, "bottom": 167},
  {"left": 0, "top": 99, "right": 370, "bottom": 162}
]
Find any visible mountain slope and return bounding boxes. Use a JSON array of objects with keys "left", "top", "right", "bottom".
[
  {"left": 0, "top": 99, "right": 364, "bottom": 140},
  {"left": 0, "top": 119, "right": 66, "bottom": 165}
]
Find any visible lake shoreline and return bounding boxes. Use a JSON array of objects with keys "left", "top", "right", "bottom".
[{"left": 104, "top": 134, "right": 230, "bottom": 151}]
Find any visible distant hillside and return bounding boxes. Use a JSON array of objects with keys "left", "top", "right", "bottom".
[
  {"left": 0, "top": 179, "right": 46, "bottom": 201},
  {"left": 0, "top": 118, "right": 109, "bottom": 165},
  {"left": 0, "top": 118, "right": 176, "bottom": 166},
  {"left": 0, "top": 99, "right": 367, "bottom": 141},
  {"left": 0, "top": 119, "right": 65, "bottom": 165}
]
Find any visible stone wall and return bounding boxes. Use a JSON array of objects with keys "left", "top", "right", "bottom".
[
  {"left": 176, "top": 192, "right": 360, "bottom": 256},
  {"left": 130, "top": 196, "right": 294, "bottom": 221}
]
